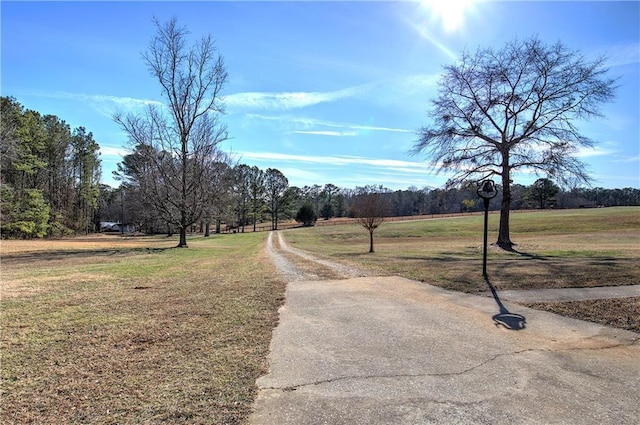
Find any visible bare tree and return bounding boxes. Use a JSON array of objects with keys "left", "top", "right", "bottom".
[
  {"left": 412, "top": 37, "right": 617, "bottom": 249},
  {"left": 202, "top": 159, "right": 234, "bottom": 236},
  {"left": 264, "top": 168, "right": 289, "bottom": 231},
  {"left": 352, "top": 185, "right": 391, "bottom": 253},
  {"left": 248, "top": 166, "right": 265, "bottom": 232},
  {"left": 232, "top": 164, "right": 251, "bottom": 232},
  {"left": 115, "top": 17, "right": 228, "bottom": 247}
]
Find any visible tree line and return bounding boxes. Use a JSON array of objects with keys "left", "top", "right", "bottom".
[
  {"left": 100, "top": 170, "right": 640, "bottom": 236},
  {"left": 1, "top": 96, "right": 101, "bottom": 238}
]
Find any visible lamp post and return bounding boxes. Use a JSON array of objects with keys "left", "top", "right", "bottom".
[{"left": 477, "top": 179, "right": 498, "bottom": 277}]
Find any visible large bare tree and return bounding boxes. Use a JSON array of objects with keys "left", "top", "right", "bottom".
[
  {"left": 412, "top": 37, "right": 616, "bottom": 249},
  {"left": 115, "top": 17, "right": 228, "bottom": 247}
]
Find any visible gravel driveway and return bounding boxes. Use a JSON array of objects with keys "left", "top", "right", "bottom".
[{"left": 266, "top": 230, "right": 369, "bottom": 281}]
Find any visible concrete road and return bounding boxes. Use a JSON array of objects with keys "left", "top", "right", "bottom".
[
  {"left": 497, "top": 284, "right": 640, "bottom": 303},
  {"left": 250, "top": 276, "right": 640, "bottom": 424}
]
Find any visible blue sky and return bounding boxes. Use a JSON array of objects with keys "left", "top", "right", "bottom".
[{"left": 2, "top": 1, "right": 639, "bottom": 190}]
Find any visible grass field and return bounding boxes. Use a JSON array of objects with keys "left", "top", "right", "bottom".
[
  {"left": 285, "top": 207, "right": 640, "bottom": 291},
  {"left": 1, "top": 207, "right": 638, "bottom": 424},
  {"left": 1, "top": 233, "right": 285, "bottom": 424},
  {"left": 284, "top": 207, "right": 640, "bottom": 331}
]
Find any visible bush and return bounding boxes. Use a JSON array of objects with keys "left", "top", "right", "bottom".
[{"left": 295, "top": 204, "right": 317, "bottom": 227}]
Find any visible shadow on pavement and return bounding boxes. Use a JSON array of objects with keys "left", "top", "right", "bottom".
[{"left": 485, "top": 276, "right": 527, "bottom": 330}]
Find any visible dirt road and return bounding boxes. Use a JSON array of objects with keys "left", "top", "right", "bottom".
[{"left": 266, "top": 230, "right": 370, "bottom": 281}]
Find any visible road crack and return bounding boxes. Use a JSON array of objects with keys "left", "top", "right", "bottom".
[
  {"left": 263, "top": 348, "right": 544, "bottom": 392},
  {"left": 263, "top": 338, "right": 639, "bottom": 393}
]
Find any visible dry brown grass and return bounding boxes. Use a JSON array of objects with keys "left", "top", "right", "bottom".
[
  {"left": 1, "top": 208, "right": 638, "bottom": 424},
  {"left": 524, "top": 297, "right": 640, "bottom": 333},
  {"left": 1, "top": 233, "right": 286, "bottom": 424},
  {"left": 284, "top": 207, "right": 640, "bottom": 332}
]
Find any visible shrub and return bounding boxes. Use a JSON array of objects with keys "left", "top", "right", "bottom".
[{"left": 295, "top": 204, "right": 317, "bottom": 227}]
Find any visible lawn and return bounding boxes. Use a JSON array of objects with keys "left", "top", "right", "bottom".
[
  {"left": 284, "top": 207, "right": 640, "bottom": 291},
  {"left": 1, "top": 232, "right": 286, "bottom": 424},
  {"left": 284, "top": 207, "right": 640, "bottom": 331}
]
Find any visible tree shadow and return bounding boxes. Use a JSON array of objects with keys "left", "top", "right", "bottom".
[
  {"left": 1, "top": 247, "right": 171, "bottom": 265},
  {"left": 496, "top": 244, "right": 549, "bottom": 261},
  {"left": 485, "top": 275, "right": 527, "bottom": 330}
]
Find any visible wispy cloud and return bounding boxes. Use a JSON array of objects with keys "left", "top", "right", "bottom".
[
  {"left": 225, "top": 72, "right": 437, "bottom": 116},
  {"left": 237, "top": 151, "right": 431, "bottom": 171},
  {"left": 22, "top": 90, "right": 162, "bottom": 108},
  {"left": 604, "top": 42, "right": 640, "bottom": 68},
  {"left": 275, "top": 167, "right": 326, "bottom": 183},
  {"left": 612, "top": 155, "right": 639, "bottom": 164},
  {"left": 223, "top": 84, "right": 370, "bottom": 112},
  {"left": 18, "top": 90, "right": 162, "bottom": 117},
  {"left": 576, "top": 145, "right": 616, "bottom": 158},
  {"left": 293, "top": 130, "right": 359, "bottom": 137},
  {"left": 395, "top": 74, "right": 441, "bottom": 95},
  {"left": 246, "top": 114, "right": 413, "bottom": 134},
  {"left": 100, "top": 145, "right": 130, "bottom": 157},
  {"left": 235, "top": 151, "right": 440, "bottom": 189}
]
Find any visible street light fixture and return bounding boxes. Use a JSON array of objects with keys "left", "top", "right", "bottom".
[{"left": 477, "top": 179, "right": 498, "bottom": 277}]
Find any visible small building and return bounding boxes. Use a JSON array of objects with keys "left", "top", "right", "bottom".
[{"left": 100, "top": 222, "right": 136, "bottom": 233}]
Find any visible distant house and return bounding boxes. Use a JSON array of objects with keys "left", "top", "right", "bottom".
[{"left": 100, "top": 222, "right": 136, "bottom": 233}]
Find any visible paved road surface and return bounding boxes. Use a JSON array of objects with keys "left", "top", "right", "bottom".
[
  {"left": 497, "top": 284, "right": 640, "bottom": 303},
  {"left": 250, "top": 232, "right": 640, "bottom": 424}
]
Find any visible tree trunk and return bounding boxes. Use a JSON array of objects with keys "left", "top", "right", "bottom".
[
  {"left": 241, "top": 201, "right": 246, "bottom": 233},
  {"left": 369, "top": 230, "right": 374, "bottom": 253},
  {"left": 273, "top": 206, "right": 278, "bottom": 231},
  {"left": 178, "top": 226, "right": 188, "bottom": 248},
  {"left": 204, "top": 221, "right": 210, "bottom": 237},
  {"left": 497, "top": 164, "right": 514, "bottom": 249},
  {"left": 179, "top": 132, "right": 189, "bottom": 248}
]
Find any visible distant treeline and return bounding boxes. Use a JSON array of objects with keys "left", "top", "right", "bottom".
[
  {"left": 1, "top": 96, "right": 638, "bottom": 238},
  {"left": 100, "top": 175, "right": 640, "bottom": 236}
]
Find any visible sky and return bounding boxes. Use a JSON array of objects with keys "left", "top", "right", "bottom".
[{"left": 2, "top": 0, "right": 639, "bottom": 190}]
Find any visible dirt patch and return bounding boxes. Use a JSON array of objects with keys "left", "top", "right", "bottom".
[
  {"left": 1, "top": 272, "right": 111, "bottom": 299},
  {"left": 523, "top": 297, "right": 640, "bottom": 333}
]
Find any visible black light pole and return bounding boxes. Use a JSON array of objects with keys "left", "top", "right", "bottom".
[{"left": 477, "top": 180, "right": 498, "bottom": 277}]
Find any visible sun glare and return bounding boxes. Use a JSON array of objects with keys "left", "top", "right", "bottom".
[{"left": 420, "top": 0, "right": 476, "bottom": 33}]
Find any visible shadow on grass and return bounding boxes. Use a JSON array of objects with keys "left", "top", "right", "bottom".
[
  {"left": 503, "top": 246, "right": 549, "bottom": 261},
  {"left": 1, "top": 247, "right": 171, "bottom": 265},
  {"left": 485, "top": 275, "right": 527, "bottom": 331}
]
